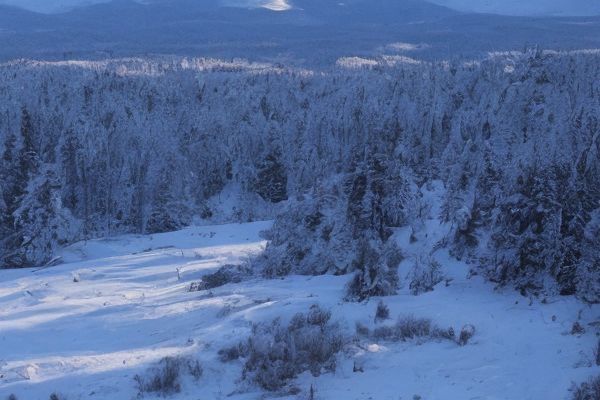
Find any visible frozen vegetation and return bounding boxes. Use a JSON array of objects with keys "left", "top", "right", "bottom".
[
  {"left": 1, "top": 25, "right": 600, "bottom": 399},
  {"left": 2, "top": 50, "right": 600, "bottom": 300},
  {"left": 1, "top": 217, "right": 600, "bottom": 399}
]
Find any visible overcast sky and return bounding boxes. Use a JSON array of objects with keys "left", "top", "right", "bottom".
[{"left": 1, "top": 0, "right": 599, "bottom": 16}]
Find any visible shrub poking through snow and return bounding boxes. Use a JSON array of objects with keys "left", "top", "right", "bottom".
[
  {"left": 374, "top": 300, "right": 390, "bottom": 323},
  {"left": 191, "top": 264, "right": 252, "bottom": 291},
  {"left": 571, "top": 375, "right": 600, "bottom": 400},
  {"left": 409, "top": 256, "right": 444, "bottom": 295},
  {"left": 218, "top": 344, "right": 242, "bottom": 362},
  {"left": 357, "top": 314, "right": 470, "bottom": 346},
  {"left": 220, "top": 305, "right": 344, "bottom": 391},
  {"left": 7, "top": 395, "right": 17, "bottom": 400},
  {"left": 458, "top": 324, "right": 476, "bottom": 346},
  {"left": 572, "top": 321, "right": 586, "bottom": 335},
  {"left": 595, "top": 338, "right": 600, "bottom": 367},
  {"left": 134, "top": 356, "right": 202, "bottom": 396},
  {"left": 355, "top": 321, "right": 370, "bottom": 336},
  {"left": 432, "top": 326, "right": 456, "bottom": 341},
  {"left": 372, "top": 315, "right": 432, "bottom": 341}
]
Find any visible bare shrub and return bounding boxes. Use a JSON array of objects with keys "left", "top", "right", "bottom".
[
  {"left": 223, "top": 305, "right": 344, "bottom": 391},
  {"left": 370, "top": 316, "right": 431, "bottom": 342},
  {"left": 7, "top": 395, "right": 17, "bottom": 400},
  {"left": 187, "top": 359, "right": 203, "bottom": 380},
  {"left": 355, "top": 321, "right": 370, "bottom": 336},
  {"left": 191, "top": 264, "right": 251, "bottom": 291},
  {"left": 358, "top": 315, "right": 467, "bottom": 346},
  {"left": 372, "top": 324, "right": 398, "bottom": 341},
  {"left": 307, "top": 304, "right": 332, "bottom": 328},
  {"left": 134, "top": 356, "right": 202, "bottom": 396},
  {"left": 409, "top": 256, "right": 444, "bottom": 295},
  {"left": 458, "top": 324, "right": 476, "bottom": 346},
  {"left": 218, "top": 344, "right": 242, "bottom": 362},
  {"left": 374, "top": 300, "right": 390, "bottom": 323},
  {"left": 571, "top": 375, "right": 600, "bottom": 400},
  {"left": 49, "top": 394, "right": 62, "bottom": 400},
  {"left": 572, "top": 321, "right": 586, "bottom": 335},
  {"left": 397, "top": 315, "right": 432, "bottom": 339},
  {"left": 432, "top": 326, "right": 455, "bottom": 341}
]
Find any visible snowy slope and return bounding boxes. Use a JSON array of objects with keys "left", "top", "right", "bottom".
[
  {"left": 221, "top": 0, "right": 292, "bottom": 11},
  {"left": 428, "top": 0, "right": 600, "bottom": 16},
  {"left": 1, "top": 189, "right": 599, "bottom": 399},
  {"left": 0, "top": 0, "right": 112, "bottom": 13},
  {"left": 1, "top": 0, "right": 600, "bottom": 63}
]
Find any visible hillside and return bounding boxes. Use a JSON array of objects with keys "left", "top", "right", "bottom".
[
  {"left": 1, "top": 206, "right": 598, "bottom": 399},
  {"left": 0, "top": 0, "right": 599, "bottom": 63}
]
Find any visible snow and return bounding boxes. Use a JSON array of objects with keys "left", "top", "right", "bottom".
[
  {"left": 427, "top": 0, "right": 600, "bottom": 16},
  {"left": 221, "top": 0, "right": 292, "bottom": 11},
  {"left": 1, "top": 211, "right": 599, "bottom": 398},
  {"left": 0, "top": 0, "right": 112, "bottom": 13}
]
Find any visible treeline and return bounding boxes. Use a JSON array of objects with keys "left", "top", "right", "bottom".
[{"left": 1, "top": 51, "right": 599, "bottom": 300}]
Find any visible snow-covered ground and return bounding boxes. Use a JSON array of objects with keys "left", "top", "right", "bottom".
[{"left": 1, "top": 213, "right": 599, "bottom": 398}]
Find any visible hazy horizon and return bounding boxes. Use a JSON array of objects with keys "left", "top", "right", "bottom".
[{"left": 1, "top": 0, "right": 600, "bottom": 16}]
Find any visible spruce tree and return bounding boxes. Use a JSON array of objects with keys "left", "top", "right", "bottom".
[{"left": 255, "top": 151, "right": 288, "bottom": 203}]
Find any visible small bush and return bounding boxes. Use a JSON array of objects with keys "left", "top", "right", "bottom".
[
  {"left": 572, "top": 321, "right": 586, "bottom": 335},
  {"left": 355, "top": 321, "right": 370, "bottom": 336},
  {"left": 432, "top": 326, "right": 455, "bottom": 341},
  {"left": 224, "top": 304, "right": 344, "bottom": 391},
  {"left": 571, "top": 375, "right": 600, "bottom": 400},
  {"left": 372, "top": 325, "right": 399, "bottom": 341},
  {"left": 369, "top": 315, "right": 432, "bottom": 342},
  {"left": 345, "top": 241, "right": 402, "bottom": 302},
  {"left": 187, "top": 359, "right": 203, "bottom": 380},
  {"left": 8, "top": 395, "right": 17, "bottom": 400},
  {"left": 49, "top": 394, "right": 62, "bottom": 400},
  {"left": 374, "top": 300, "right": 390, "bottom": 323},
  {"left": 595, "top": 338, "right": 600, "bottom": 366},
  {"left": 307, "top": 305, "right": 332, "bottom": 328},
  {"left": 409, "top": 256, "right": 444, "bottom": 295},
  {"left": 197, "top": 264, "right": 251, "bottom": 290},
  {"left": 357, "top": 315, "right": 468, "bottom": 346},
  {"left": 397, "top": 315, "right": 432, "bottom": 339},
  {"left": 218, "top": 344, "right": 242, "bottom": 362},
  {"left": 458, "top": 324, "right": 476, "bottom": 346},
  {"left": 134, "top": 356, "right": 202, "bottom": 396}
]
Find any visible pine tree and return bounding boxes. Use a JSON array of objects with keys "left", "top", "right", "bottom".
[
  {"left": 146, "top": 168, "right": 184, "bottom": 234},
  {"left": 1, "top": 108, "right": 41, "bottom": 267},
  {"left": 255, "top": 151, "right": 288, "bottom": 203},
  {"left": 0, "top": 131, "right": 18, "bottom": 238},
  {"left": 10, "top": 168, "right": 78, "bottom": 267},
  {"left": 60, "top": 129, "right": 81, "bottom": 211}
]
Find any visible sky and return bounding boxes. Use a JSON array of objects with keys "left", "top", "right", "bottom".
[{"left": 0, "top": 0, "right": 599, "bottom": 15}]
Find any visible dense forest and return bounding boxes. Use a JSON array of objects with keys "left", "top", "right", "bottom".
[{"left": 1, "top": 50, "right": 600, "bottom": 301}]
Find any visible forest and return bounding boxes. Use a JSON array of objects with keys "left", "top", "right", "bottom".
[{"left": 1, "top": 49, "right": 600, "bottom": 302}]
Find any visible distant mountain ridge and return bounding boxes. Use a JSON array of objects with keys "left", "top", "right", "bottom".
[{"left": 0, "top": 0, "right": 599, "bottom": 64}]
